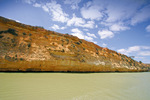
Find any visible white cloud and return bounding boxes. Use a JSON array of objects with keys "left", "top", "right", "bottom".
[
  {"left": 80, "top": 0, "right": 149, "bottom": 33},
  {"left": 83, "top": 29, "right": 89, "bottom": 31},
  {"left": 84, "top": 0, "right": 150, "bottom": 26},
  {"left": 51, "top": 24, "right": 66, "bottom": 30},
  {"left": 67, "top": 14, "right": 85, "bottom": 26},
  {"left": 109, "top": 23, "right": 130, "bottom": 32},
  {"left": 117, "top": 46, "right": 141, "bottom": 55},
  {"left": 67, "top": 14, "right": 94, "bottom": 28},
  {"left": 131, "top": 4, "right": 150, "bottom": 25},
  {"left": 146, "top": 25, "right": 150, "bottom": 32},
  {"left": 102, "top": 43, "right": 107, "bottom": 47},
  {"left": 64, "top": 0, "right": 81, "bottom": 9},
  {"left": 42, "top": 5, "right": 49, "bottom": 12},
  {"left": 45, "top": 1, "right": 69, "bottom": 23},
  {"left": 117, "top": 46, "right": 150, "bottom": 56},
  {"left": 30, "top": 1, "right": 69, "bottom": 23},
  {"left": 134, "top": 56, "right": 145, "bottom": 59},
  {"left": 24, "top": 0, "right": 150, "bottom": 43},
  {"left": 141, "top": 46, "right": 150, "bottom": 49},
  {"left": 60, "top": 27, "right": 66, "bottom": 30},
  {"left": 71, "top": 28, "right": 84, "bottom": 39},
  {"left": 71, "top": 28, "right": 82, "bottom": 34},
  {"left": 82, "top": 21, "right": 94, "bottom": 29},
  {"left": 33, "top": 3, "right": 41, "bottom": 7},
  {"left": 85, "top": 36, "right": 94, "bottom": 41},
  {"left": 105, "top": 0, "right": 145, "bottom": 23},
  {"left": 71, "top": 28, "right": 97, "bottom": 43},
  {"left": 128, "top": 46, "right": 140, "bottom": 52},
  {"left": 86, "top": 33, "right": 97, "bottom": 38},
  {"left": 51, "top": 24, "right": 60, "bottom": 30},
  {"left": 81, "top": 1, "right": 103, "bottom": 20},
  {"left": 95, "top": 25, "right": 98, "bottom": 28},
  {"left": 117, "top": 49, "right": 127, "bottom": 55},
  {"left": 93, "top": 41, "right": 97, "bottom": 44},
  {"left": 138, "top": 51, "right": 150, "bottom": 56},
  {"left": 15, "top": 20, "right": 20, "bottom": 23},
  {"left": 24, "top": 0, "right": 36, "bottom": 4},
  {"left": 98, "top": 30, "right": 114, "bottom": 39}
]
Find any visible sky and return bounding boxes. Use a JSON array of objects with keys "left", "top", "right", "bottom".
[{"left": 0, "top": 0, "right": 150, "bottom": 63}]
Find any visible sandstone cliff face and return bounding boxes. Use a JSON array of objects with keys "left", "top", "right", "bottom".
[{"left": 0, "top": 16, "right": 149, "bottom": 72}]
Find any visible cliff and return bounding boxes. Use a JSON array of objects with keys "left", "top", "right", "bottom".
[{"left": 0, "top": 16, "right": 149, "bottom": 72}]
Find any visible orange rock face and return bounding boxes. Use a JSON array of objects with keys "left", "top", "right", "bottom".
[{"left": 0, "top": 16, "right": 149, "bottom": 72}]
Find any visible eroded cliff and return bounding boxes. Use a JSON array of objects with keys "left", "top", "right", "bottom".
[{"left": 0, "top": 16, "right": 149, "bottom": 72}]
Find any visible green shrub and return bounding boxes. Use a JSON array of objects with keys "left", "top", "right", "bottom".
[
  {"left": 0, "top": 31, "right": 4, "bottom": 34},
  {"left": 79, "top": 40, "right": 82, "bottom": 43},
  {"left": 139, "top": 61, "right": 142, "bottom": 64},
  {"left": 5, "top": 55, "right": 17, "bottom": 61},
  {"left": 61, "top": 49, "right": 65, "bottom": 52},
  {"left": 23, "top": 32, "right": 26, "bottom": 35},
  {"left": 75, "top": 42, "right": 80, "bottom": 45},
  {"left": 28, "top": 43, "right": 31, "bottom": 48},
  {"left": 20, "top": 58, "right": 24, "bottom": 61},
  {"left": 72, "top": 44, "right": 75, "bottom": 48},
  {"left": 11, "top": 38, "right": 15, "bottom": 43},
  {"left": 0, "top": 36, "right": 3, "bottom": 38},
  {"left": 29, "top": 33, "right": 32, "bottom": 36},
  {"left": 44, "top": 35, "right": 48, "bottom": 39},
  {"left": 7, "top": 28, "right": 18, "bottom": 36},
  {"left": 0, "top": 28, "right": 18, "bottom": 36},
  {"left": 66, "top": 39, "right": 69, "bottom": 44}
]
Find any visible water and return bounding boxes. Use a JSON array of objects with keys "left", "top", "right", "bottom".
[{"left": 0, "top": 72, "right": 150, "bottom": 100}]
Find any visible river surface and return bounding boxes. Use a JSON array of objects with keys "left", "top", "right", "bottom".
[{"left": 0, "top": 72, "right": 150, "bottom": 100}]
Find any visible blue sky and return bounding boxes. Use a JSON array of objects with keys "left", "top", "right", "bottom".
[{"left": 0, "top": 0, "right": 150, "bottom": 63}]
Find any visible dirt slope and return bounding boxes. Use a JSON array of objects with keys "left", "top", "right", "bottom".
[{"left": 0, "top": 16, "right": 149, "bottom": 72}]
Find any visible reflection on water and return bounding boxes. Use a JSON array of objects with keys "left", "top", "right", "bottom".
[{"left": 0, "top": 72, "right": 150, "bottom": 100}]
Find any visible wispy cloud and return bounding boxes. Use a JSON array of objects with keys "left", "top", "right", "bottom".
[
  {"left": 51, "top": 24, "right": 66, "bottom": 30},
  {"left": 131, "top": 4, "right": 150, "bottom": 25},
  {"left": 42, "top": 5, "right": 49, "bottom": 12},
  {"left": 46, "top": 1, "right": 69, "bottom": 23},
  {"left": 64, "top": 0, "right": 81, "bottom": 9},
  {"left": 86, "top": 32, "right": 97, "bottom": 38},
  {"left": 67, "top": 14, "right": 94, "bottom": 28},
  {"left": 51, "top": 24, "right": 59, "bottom": 30},
  {"left": 146, "top": 25, "right": 150, "bottom": 32},
  {"left": 84, "top": 36, "right": 94, "bottom": 42},
  {"left": 80, "top": 1, "right": 103, "bottom": 20},
  {"left": 15, "top": 20, "right": 20, "bottom": 23},
  {"left": 109, "top": 22, "right": 130, "bottom": 32},
  {"left": 117, "top": 45, "right": 150, "bottom": 63},
  {"left": 23, "top": 0, "right": 36, "bottom": 4},
  {"left": 32, "top": 1, "right": 69, "bottom": 23},
  {"left": 138, "top": 51, "right": 150, "bottom": 56},
  {"left": 117, "top": 46, "right": 150, "bottom": 56},
  {"left": 71, "top": 28, "right": 84, "bottom": 39},
  {"left": 98, "top": 30, "right": 114, "bottom": 39},
  {"left": 25, "top": 0, "right": 150, "bottom": 37},
  {"left": 67, "top": 14, "right": 85, "bottom": 26},
  {"left": 33, "top": 3, "right": 41, "bottom": 7},
  {"left": 71, "top": 28, "right": 97, "bottom": 43},
  {"left": 80, "top": 0, "right": 150, "bottom": 38},
  {"left": 102, "top": 43, "right": 107, "bottom": 47}
]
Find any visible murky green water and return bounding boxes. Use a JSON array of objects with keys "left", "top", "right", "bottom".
[{"left": 0, "top": 72, "right": 150, "bottom": 100}]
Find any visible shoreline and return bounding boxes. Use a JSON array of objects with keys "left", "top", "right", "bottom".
[{"left": 0, "top": 70, "right": 149, "bottom": 73}]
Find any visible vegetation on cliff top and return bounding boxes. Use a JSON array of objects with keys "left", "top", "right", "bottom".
[{"left": 0, "top": 16, "right": 149, "bottom": 72}]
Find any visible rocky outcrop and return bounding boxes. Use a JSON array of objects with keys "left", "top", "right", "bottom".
[{"left": 0, "top": 16, "right": 149, "bottom": 72}]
